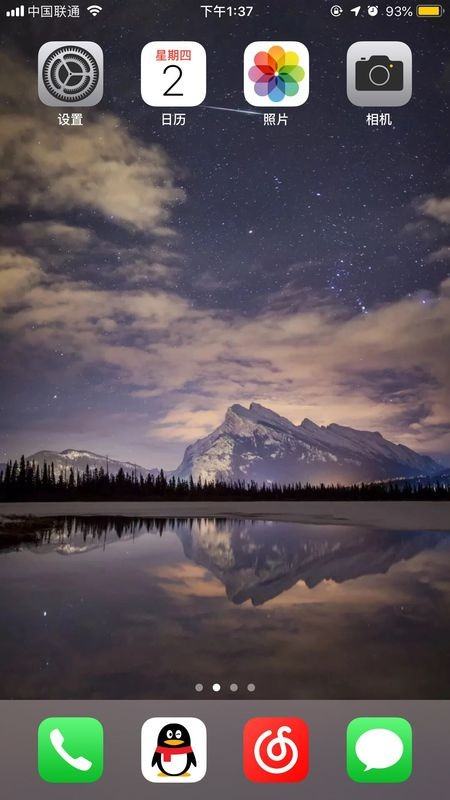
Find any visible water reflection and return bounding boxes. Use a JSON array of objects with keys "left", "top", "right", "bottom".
[
  {"left": 3, "top": 515, "right": 449, "bottom": 606},
  {"left": 1, "top": 516, "right": 450, "bottom": 699}
]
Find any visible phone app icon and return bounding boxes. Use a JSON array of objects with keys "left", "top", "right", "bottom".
[
  {"left": 38, "top": 42, "right": 104, "bottom": 107},
  {"left": 37, "top": 717, "right": 103, "bottom": 783},
  {"left": 243, "top": 717, "right": 309, "bottom": 783},
  {"left": 141, "top": 42, "right": 207, "bottom": 107},
  {"left": 141, "top": 717, "right": 207, "bottom": 783},
  {"left": 244, "top": 42, "right": 309, "bottom": 107},
  {"left": 347, "top": 41, "right": 412, "bottom": 106},
  {"left": 347, "top": 717, "right": 413, "bottom": 783}
]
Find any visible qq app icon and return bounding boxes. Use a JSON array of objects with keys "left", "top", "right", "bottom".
[
  {"left": 38, "top": 42, "right": 104, "bottom": 107},
  {"left": 347, "top": 41, "right": 412, "bottom": 106},
  {"left": 141, "top": 717, "right": 207, "bottom": 783},
  {"left": 141, "top": 42, "right": 207, "bottom": 107},
  {"left": 243, "top": 717, "right": 309, "bottom": 783}
]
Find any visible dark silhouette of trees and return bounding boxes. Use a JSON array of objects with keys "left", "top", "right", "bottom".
[{"left": 0, "top": 457, "right": 448, "bottom": 502}]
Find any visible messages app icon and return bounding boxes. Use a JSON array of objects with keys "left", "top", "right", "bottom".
[
  {"left": 346, "top": 717, "right": 412, "bottom": 783},
  {"left": 38, "top": 717, "right": 104, "bottom": 783}
]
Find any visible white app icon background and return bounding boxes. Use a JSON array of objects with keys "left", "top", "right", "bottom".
[
  {"left": 141, "top": 717, "right": 207, "bottom": 783},
  {"left": 141, "top": 42, "right": 207, "bottom": 107},
  {"left": 347, "top": 41, "right": 412, "bottom": 106},
  {"left": 38, "top": 41, "right": 103, "bottom": 107},
  {"left": 244, "top": 41, "right": 309, "bottom": 108}
]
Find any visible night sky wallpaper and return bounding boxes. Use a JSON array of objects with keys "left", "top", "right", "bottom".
[{"left": 0, "top": 0, "right": 449, "bottom": 472}]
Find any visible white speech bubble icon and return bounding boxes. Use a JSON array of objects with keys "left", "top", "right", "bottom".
[{"left": 355, "top": 728, "right": 404, "bottom": 772}]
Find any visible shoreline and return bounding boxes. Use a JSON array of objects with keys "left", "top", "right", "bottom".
[{"left": 1, "top": 500, "right": 450, "bottom": 531}]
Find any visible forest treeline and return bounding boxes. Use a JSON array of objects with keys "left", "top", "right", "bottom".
[{"left": 0, "top": 456, "right": 449, "bottom": 501}]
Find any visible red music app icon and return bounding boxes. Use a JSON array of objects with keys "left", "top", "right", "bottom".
[{"left": 243, "top": 717, "right": 309, "bottom": 783}]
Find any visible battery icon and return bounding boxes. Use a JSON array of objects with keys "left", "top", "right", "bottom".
[{"left": 416, "top": 4, "right": 443, "bottom": 15}]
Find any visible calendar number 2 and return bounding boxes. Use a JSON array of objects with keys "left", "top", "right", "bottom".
[{"left": 163, "top": 65, "right": 183, "bottom": 97}]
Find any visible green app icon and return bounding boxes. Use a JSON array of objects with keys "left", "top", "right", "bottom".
[
  {"left": 347, "top": 717, "right": 412, "bottom": 783},
  {"left": 38, "top": 717, "right": 104, "bottom": 783}
]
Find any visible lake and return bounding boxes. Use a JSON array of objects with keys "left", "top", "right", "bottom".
[{"left": 1, "top": 515, "right": 450, "bottom": 699}]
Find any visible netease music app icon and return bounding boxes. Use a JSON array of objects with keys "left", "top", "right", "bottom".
[{"left": 243, "top": 717, "right": 309, "bottom": 783}]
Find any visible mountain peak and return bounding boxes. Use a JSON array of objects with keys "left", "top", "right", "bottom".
[
  {"left": 227, "top": 403, "right": 249, "bottom": 417},
  {"left": 249, "top": 402, "right": 274, "bottom": 413},
  {"left": 328, "top": 422, "right": 383, "bottom": 439},
  {"left": 60, "top": 448, "right": 103, "bottom": 458},
  {"left": 175, "top": 403, "right": 441, "bottom": 484},
  {"left": 299, "top": 418, "right": 321, "bottom": 432},
  {"left": 228, "top": 402, "right": 296, "bottom": 429},
  {"left": 26, "top": 449, "right": 156, "bottom": 479}
]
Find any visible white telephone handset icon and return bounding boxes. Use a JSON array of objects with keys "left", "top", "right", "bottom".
[{"left": 49, "top": 728, "right": 93, "bottom": 772}]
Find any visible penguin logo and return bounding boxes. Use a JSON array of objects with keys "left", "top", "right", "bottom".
[{"left": 151, "top": 723, "right": 197, "bottom": 778}]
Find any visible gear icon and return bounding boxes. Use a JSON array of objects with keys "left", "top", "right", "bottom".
[{"left": 42, "top": 45, "right": 99, "bottom": 103}]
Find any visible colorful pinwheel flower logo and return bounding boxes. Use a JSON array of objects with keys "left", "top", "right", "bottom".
[{"left": 248, "top": 45, "right": 306, "bottom": 103}]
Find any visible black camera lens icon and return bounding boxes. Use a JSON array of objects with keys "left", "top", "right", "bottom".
[{"left": 355, "top": 55, "right": 403, "bottom": 91}]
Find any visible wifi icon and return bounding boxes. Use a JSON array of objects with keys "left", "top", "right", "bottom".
[{"left": 87, "top": 4, "right": 102, "bottom": 15}]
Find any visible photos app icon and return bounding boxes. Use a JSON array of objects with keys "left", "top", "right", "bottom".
[
  {"left": 244, "top": 42, "right": 309, "bottom": 107},
  {"left": 243, "top": 717, "right": 309, "bottom": 783}
]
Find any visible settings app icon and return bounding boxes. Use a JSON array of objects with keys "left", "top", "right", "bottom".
[{"left": 38, "top": 42, "right": 103, "bottom": 106}]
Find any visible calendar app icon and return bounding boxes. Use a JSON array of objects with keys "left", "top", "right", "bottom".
[{"left": 141, "top": 41, "right": 207, "bottom": 107}]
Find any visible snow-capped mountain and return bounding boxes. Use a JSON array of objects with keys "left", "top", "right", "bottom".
[
  {"left": 4, "top": 403, "right": 443, "bottom": 487},
  {"left": 25, "top": 449, "right": 156, "bottom": 478},
  {"left": 174, "top": 402, "right": 441, "bottom": 485}
]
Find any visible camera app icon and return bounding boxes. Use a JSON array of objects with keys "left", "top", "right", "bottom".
[
  {"left": 356, "top": 55, "right": 403, "bottom": 92},
  {"left": 347, "top": 42, "right": 412, "bottom": 106}
]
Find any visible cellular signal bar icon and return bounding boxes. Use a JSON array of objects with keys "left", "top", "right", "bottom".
[{"left": 6, "top": 4, "right": 25, "bottom": 15}]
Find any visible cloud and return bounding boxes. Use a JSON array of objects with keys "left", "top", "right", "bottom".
[
  {"left": 0, "top": 221, "right": 181, "bottom": 292},
  {"left": 0, "top": 249, "right": 42, "bottom": 308},
  {"left": 419, "top": 196, "right": 450, "bottom": 225},
  {"left": 426, "top": 245, "right": 450, "bottom": 263},
  {"left": 411, "top": 190, "right": 450, "bottom": 268},
  {"left": 151, "top": 407, "right": 229, "bottom": 443},
  {"left": 0, "top": 51, "right": 448, "bottom": 463},
  {"left": 0, "top": 53, "right": 184, "bottom": 234},
  {"left": 1, "top": 235, "right": 449, "bottom": 457},
  {"left": 17, "top": 221, "right": 94, "bottom": 249},
  {"left": 114, "top": 257, "right": 180, "bottom": 287}
]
